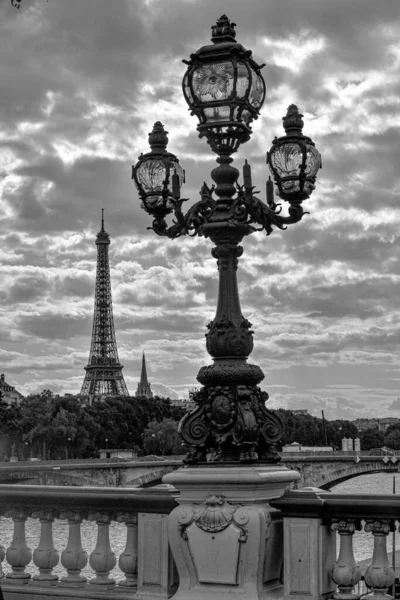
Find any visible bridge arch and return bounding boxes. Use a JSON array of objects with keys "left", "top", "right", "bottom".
[
  {"left": 301, "top": 461, "right": 398, "bottom": 490},
  {"left": 127, "top": 466, "right": 177, "bottom": 488}
]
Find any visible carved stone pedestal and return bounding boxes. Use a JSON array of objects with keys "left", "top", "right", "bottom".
[{"left": 163, "top": 464, "right": 300, "bottom": 600}]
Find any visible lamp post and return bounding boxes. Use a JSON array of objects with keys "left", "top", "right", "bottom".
[
  {"left": 133, "top": 15, "right": 321, "bottom": 465},
  {"left": 132, "top": 16, "right": 322, "bottom": 600}
]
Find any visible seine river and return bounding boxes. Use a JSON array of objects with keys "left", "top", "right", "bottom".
[{"left": 0, "top": 473, "right": 399, "bottom": 580}]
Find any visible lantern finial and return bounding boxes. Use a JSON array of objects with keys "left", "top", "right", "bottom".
[
  {"left": 282, "top": 105, "right": 304, "bottom": 137},
  {"left": 211, "top": 15, "right": 237, "bottom": 43},
  {"left": 148, "top": 122, "right": 169, "bottom": 152}
]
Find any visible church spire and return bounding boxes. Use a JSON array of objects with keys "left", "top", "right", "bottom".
[
  {"left": 136, "top": 352, "right": 153, "bottom": 399},
  {"left": 140, "top": 352, "right": 149, "bottom": 386}
]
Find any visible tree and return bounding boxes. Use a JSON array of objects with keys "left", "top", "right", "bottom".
[
  {"left": 20, "top": 395, "right": 100, "bottom": 459},
  {"left": 359, "top": 428, "right": 384, "bottom": 451},
  {"left": 2, "top": 393, "right": 187, "bottom": 459},
  {"left": 384, "top": 425, "right": 400, "bottom": 450},
  {"left": 142, "top": 418, "right": 184, "bottom": 456},
  {"left": 326, "top": 419, "right": 358, "bottom": 450}
]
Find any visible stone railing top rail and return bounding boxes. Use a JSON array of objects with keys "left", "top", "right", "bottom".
[
  {"left": 0, "top": 483, "right": 178, "bottom": 514},
  {"left": 271, "top": 489, "right": 400, "bottom": 519},
  {"left": 0, "top": 458, "right": 183, "bottom": 472},
  {"left": 280, "top": 453, "right": 399, "bottom": 461}
]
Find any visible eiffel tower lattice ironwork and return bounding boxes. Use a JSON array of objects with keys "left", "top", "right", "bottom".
[{"left": 80, "top": 210, "right": 129, "bottom": 397}]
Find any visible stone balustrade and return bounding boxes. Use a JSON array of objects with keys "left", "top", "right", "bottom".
[
  {"left": 0, "top": 483, "right": 178, "bottom": 599},
  {"left": 2, "top": 480, "right": 399, "bottom": 600},
  {"left": 271, "top": 489, "right": 400, "bottom": 600}
]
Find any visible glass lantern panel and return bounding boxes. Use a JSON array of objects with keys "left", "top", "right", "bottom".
[
  {"left": 236, "top": 62, "right": 250, "bottom": 99},
  {"left": 270, "top": 142, "right": 303, "bottom": 178},
  {"left": 303, "top": 180, "right": 316, "bottom": 196},
  {"left": 136, "top": 158, "right": 167, "bottom": 193},
  {"left": 241, "top": 109, "right": 252, "bottom": 125},
  {"left": 305, "top": 145, "right": 321, "bottom": 177},
  {"left": 281, "top": 179, "right": 300, "bottom": 194},
  {"left": 203, "top": 105, "right": 231, "bottom": 123},
  {"left": 183, "top": 72, "right": 193, "bottom": 103},
  {"left": 192, "top": 62, "right": 234, "bottom": 102},
  {"left": 249, "top": 73, "right": 264, "bottom": 109}
]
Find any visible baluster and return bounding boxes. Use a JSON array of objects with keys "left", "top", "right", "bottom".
[
  {"left": 88, "top": 512, "right": 116, "bottom": 588},
  {"left": 364, "top": 519, "right": 395, "bottom": 600},
  {"left": 331, "top": 518, "right": 362, "bottom": 599},
  {"left": 117, "top": 512, "right": 138, "bottom": 587},
  {"left": 4, "top": 509, "right": 32, "bottom": 583},
  {"left": 0, "top": 543, "right": 5, "bottom": 578},
  {"left": 31, "top": 509, "right": 59, "bottom": 585},
  {"left": 60, "top": 511, "right": 88, "bottom": 586}
]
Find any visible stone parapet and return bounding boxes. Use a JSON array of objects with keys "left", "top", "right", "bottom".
[
  {"left": 0, "top": 484, "right": 178, "bottom": 600},
  {"left": 271, "top": 489, "right": 399, "bottom": 600}
]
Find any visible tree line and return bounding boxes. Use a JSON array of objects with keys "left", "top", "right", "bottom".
[
  {"left": 0, "top": 391, "right": 186, "bottom": 460},
  {"left": 0, "top": 392, "right": 397, "bottom": 461},
  {"left": 277, "top": 409, "right": 400, "bottom": 451}
]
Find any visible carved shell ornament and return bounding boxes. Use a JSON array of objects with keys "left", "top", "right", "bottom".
[
  {"left": 193, "top": 495, "right": 235, "bottom": 533},
  {"left": 178, "top": 495, "right": 250, "bottom": 543}
]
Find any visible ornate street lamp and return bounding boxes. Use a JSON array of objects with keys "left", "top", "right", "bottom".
[{"left": 132, "top": 15, "right": 321, "bottom": 464}]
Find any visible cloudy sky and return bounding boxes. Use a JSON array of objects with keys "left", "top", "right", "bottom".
[{"left": 1, "top": 0, "right": 400, "bottom": 419}]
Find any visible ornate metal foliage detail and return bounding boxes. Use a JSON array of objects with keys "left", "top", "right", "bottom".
[
  {"left": 180, "top": 384, "right": 283, "bottom": 464},
  {"left": 178, "top": 496, "right": 249, "bottom": 543},
  {"left": 147, "top": 177, "right": 306, "bottom": 240},
  {"left": 150, "top": 182, "right": 216, "bottom": 238},
  {"left": 206, "top": 315, "right": 254, "bottom": 357}
]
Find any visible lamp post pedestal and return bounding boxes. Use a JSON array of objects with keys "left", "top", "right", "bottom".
[{"left": 163, "top": 465, "right": 300, "bottom": 600}]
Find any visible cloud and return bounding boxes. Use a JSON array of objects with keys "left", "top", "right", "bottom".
[
  {"left": 388, "top": 398, "right": 400, "bottom": 412},
  {"left": 0, "top": 0, "right": 399, "bottom": 408}
]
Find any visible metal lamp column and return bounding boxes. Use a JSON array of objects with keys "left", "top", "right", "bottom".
[{"left": 132, "top": 15, "right": 321, "bottom": 600}]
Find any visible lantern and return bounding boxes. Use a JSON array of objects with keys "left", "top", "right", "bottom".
[
  {"left": 267, "top": 105, "right": 321, "bottom": 202},
  {"left": 182, "top": 15, "right": 266, "bottom": 155},
  {"left": 132, "top": 122, "right": 184, "bottom": 217}
]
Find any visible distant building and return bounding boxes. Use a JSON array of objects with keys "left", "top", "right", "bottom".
[
  {"left": 377, "top": 417, "right": 400, "bottom": 432},
  {"left": 282, "top": 442, "right": 333, "bottom": 453},
  {"left": 282, "top": 442, "right": 302, "bottom": 452},
  {"left": 99, "top": 449, "right": 137, "bottom": 460},
  {"left": 135, "top": 353, "right": 153, "bottom": 399},
  {"left": 353, "top": 418, "right": 379, "bottom": 431},
  {"left": 291, "top": 409, "right": 309, "bottom": 415},
  {"left": 353, "top": 417, "right": 400, "bottom": 432},
  {"left": 170, "top": 398, "right": 196, "bottom": 412},
  {"left": 0, "top": 374, "right": 23, "bottom": 405}
]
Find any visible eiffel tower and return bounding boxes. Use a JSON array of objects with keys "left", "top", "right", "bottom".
[{"left": 80, "top": 210, "right": 129, "bottom": 397}]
